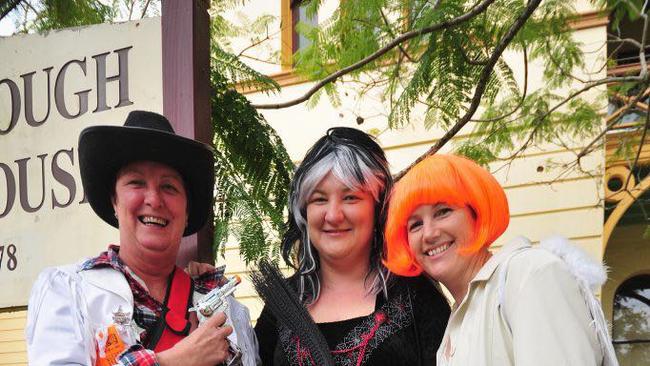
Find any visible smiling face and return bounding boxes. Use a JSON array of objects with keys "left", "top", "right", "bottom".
[
  {"left": 306, "top": 172, "right": 375, "bottom": 265},
  {"left": 112, "top": 161, "right": 188, "bottom": 259},
  {"left": 406, "top": 203, "right": 481, "bottom": 286}
]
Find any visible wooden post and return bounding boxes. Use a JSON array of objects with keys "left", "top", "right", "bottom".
[{"left": 162, "top": 0, "right": 214, "bottom": 266}]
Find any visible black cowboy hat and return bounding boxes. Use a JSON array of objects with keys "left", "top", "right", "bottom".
[{"left": 78, "top": 110, "right": 214, "bottom": 236}]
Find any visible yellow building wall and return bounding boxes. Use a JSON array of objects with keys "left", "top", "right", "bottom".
[{"left": 0, "top": 310, "right": 27, "bottom": 366}]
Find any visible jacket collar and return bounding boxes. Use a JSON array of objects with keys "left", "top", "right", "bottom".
[
  {"left": 471, "top": 236, "right": 532, "bottom": 283},
  {"left": 78, "top": 261, "right": 134, "bottom": 304}
]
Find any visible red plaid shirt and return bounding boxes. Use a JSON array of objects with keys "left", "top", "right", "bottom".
[{"left": 81, "top": 245, "right": 227, "bottom": 365}]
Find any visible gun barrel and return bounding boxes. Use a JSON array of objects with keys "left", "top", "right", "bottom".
[{"left": 221, "top": 275, "right": 241, "bottom": 292}]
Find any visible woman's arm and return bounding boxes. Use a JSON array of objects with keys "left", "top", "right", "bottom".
[{"left": 26, "top": 267, "right": 94, "bottom": 365}]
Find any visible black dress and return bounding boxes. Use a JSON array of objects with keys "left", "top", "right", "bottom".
[{"left": 254, "top": 276, "right": 450, "bottom": 366}]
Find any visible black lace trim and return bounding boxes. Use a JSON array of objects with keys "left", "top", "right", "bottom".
[{"left": 278, "top": 291, "right": 413, "bottom": 366}]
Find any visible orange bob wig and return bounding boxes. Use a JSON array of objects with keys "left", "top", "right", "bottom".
[{"left": 384, "top": 154, "right": 510, "bottom": 277}]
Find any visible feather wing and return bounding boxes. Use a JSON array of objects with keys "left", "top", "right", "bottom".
[
  {"left": 540, "top": 236, "right": 619, "bottom": 366},
  {"left": 251, "top": 259, "right": 335, "bottom": 366}
]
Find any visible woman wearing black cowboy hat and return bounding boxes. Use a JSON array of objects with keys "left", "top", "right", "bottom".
[{"left": 25, "top": 111, "right": 260, "bottom": 366}]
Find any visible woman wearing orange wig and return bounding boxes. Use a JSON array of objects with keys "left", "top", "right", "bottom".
[{"left": 384, "top": 154, "right": 618, "bottom": 366}]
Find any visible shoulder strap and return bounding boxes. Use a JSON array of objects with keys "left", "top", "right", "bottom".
[
  {"left": 149, "top": 267, "right": 194, "bottom": 352},
  {"left": 497, "top": 246, "right": 529, "bottom": 334}
]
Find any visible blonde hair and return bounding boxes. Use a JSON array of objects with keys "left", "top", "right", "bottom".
[{"left": 384, "top": 154, "right": 509, "bottom": 276}]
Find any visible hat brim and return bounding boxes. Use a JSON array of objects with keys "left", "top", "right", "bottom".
[{"left": 79, "top": 125, "right": 214, "bottom": 236}]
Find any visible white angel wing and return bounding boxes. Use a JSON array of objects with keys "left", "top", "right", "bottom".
[{"left": 540, "top": 236, "right": 619, "bottom": 366}]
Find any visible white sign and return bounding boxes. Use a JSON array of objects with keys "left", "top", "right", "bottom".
[{"left": 0, "top": 18, "right": 163, "bottom": 307}]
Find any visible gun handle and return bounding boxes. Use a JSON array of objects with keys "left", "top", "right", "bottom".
[{"left": 197, "top": 300, "right": 230, "bottom": 324}]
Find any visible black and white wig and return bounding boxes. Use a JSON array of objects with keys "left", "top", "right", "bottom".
[{"left": 282, "top": 127, "right": 393, "bottom": 304}]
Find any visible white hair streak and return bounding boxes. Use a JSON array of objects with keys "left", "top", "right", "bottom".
[
  {"left": 292, "top": 145, "right": 389, "bottom": 304},
  {"left": 292, "top": 147, "right": 384, "bottom": 229}
]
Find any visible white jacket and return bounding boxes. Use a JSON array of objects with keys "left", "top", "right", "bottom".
[
  {"left": 26, "top": 262, "right": 260, "bottom": 366},
  {"left": 437, "top": 236, "right": 615, "bottom": 366}
]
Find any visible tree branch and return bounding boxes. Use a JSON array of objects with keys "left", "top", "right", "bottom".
[
  {"left": 21, "top": 0, "right": 36, "bottom": 15},
  {"left": 504, "top": 75, "right": 646, "bottom": 162},
  {"left": 471, "top": 45, "right": 528, "bottom": 122},
  {"left": 140, "top": 0, "right": 152, "bottom": 19},
  {"left": 545, "top": 40, "right": 588, "bottom": 83},
  {"left": 638, "top": 4, "right": 649, "bottom": 78},
  {"left": 379, "top": 8, "right": 416, "bottom": 63},
  {"left": 624, "top": 96, "right": 650, "bottom": 190},
  {"left": 239, "top": 54, "right": 281, "bottom": 65},
  {"left": 0, "top": 0, "right": 22, "bottom": 22},
  {"left": 18, "top": 0, "right": 37, "bottom": 32},
  {"left": 460, "top": 47, "right": 488, "bottom": 65},
  {"left": 586, "top": 13, "right": 650, "bottom": 135},
  {"left": 127, "top": 0, "right": 135, "bottom": 21},
  {"left": 608, "top": 34, "right": 643, "bottom": 49},
  {"left": 252, "top": 0, "right": 499, "bottom": 109},
  {"left": 18, "top": 1, "right": 28, "bottom": 32},
  {"left": 611, "top": 92, "right": 649, "bottom": 111},
  {"left": 237, "top": 32, "right": 275, "bottom": 57},
  {"left": 394, "top": 0, "right": 543, "bottom": 180},
  {"left": 576, "top": 85, "right": 650, "bottom": 160}
]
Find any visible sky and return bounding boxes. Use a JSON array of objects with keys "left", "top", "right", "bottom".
[{"left": 0, "top": 16, "right": 16, "bottom": 36}]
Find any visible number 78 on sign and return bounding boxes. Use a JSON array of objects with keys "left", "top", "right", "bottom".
[{"left": 0, "top": 244, "right": 17, "bottom": 271}]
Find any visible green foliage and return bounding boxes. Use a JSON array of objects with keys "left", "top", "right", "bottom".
[
  {"left": 209, "top": 2, "right": 292, "bottom": 262},
  {"left": 455, "top": 86, "right": 603, "bottom": 165},
  {"left": 210, "top": 71, "right": 294, "bottom": 262},
  {"left": 293, "top": 0, "right": 398, "bottom": 103},
  {"left": 292, "top": 0, "right": 583, "bottom": 136},
  {"left": 605, "top": 0, "right": 645, "bottom": 30},
  {"left": 211, "top": 45, "right": 280, "bottom": 94},
  {"left": 2, "top": 0, "right": 162, "bottom": 33},
  {"left": 515, "top": 0, "right": 584, "bottom": 88},
  {"left": 455, "top": 143, "right": 497, "bottom": 166},
  {"left": 611, "top": 130, "right": 647, "bottom": 161},
  {"left": 211, "top": 0, "right": 277, "bottom": 56},
  {"left": 36, "top": 0, "right": 114, "bottom": 31},
  {"left": 609, "top": 81, "right": 640, "bottom": 98},
  {"left": 288, "top": 0, "right": 625, "bottom": 165}
]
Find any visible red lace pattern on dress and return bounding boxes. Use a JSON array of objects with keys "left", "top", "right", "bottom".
[{"left": 278, "top": 293, "right": 412, "bottom": 366}]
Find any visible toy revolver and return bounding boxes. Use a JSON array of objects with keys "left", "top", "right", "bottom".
[{"left": 190, "top": 275, "right": 241, "bottom": 323}]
